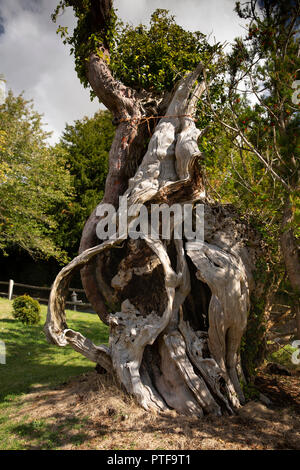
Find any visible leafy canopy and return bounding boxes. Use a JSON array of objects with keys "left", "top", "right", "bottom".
[
  {"left": 52, "top": 3, "right": 220, "bottom": 94},
  {"left": 205, "top": 0, "right": 300, "bottom": 240},
  {"left": 109, "top": 9, "right": 216, "bottom": 93},
  {"left": 0, "top": 91, "right": 73, "bottom": 261},
  {"left": 202, "top": 1, "right": 300, "bottom": 343}
]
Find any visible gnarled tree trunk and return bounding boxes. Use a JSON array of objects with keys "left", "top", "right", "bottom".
[{"left": 45, "top": 0, "right": 261, "bottom": 416}]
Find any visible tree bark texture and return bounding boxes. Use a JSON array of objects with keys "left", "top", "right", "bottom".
[{"left": 44, "top": 2, "right": 262, "bottom": 416}]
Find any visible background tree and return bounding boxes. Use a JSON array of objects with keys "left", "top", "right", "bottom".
[
  {"left": 0, "top": 90, "right": 73, "bottom": 262},
  {"left": 56, "top": 110, "right": 113, "bottom": 258},
  {"left": 203, "top": 0, "right": 300, "bottom": 338}
]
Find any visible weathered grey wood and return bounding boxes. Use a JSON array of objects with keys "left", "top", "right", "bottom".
[
  {"left": 178, "top": 312, "right": 233, "bottom": 414},
  {"left": 164, "top": 330, "right": 221, "bottom": 415},
  {"left": 45, "top": 58, "right": 256, "bottom": 416},
  {"left": 186, "top": 240, "right": 249, "bottom": 406},
  {"left": 154, "top": 336, "right": 204, "bottom": 417},
  {"left": 63, "top": 329, "right": 112, "bottom": 370},
  {"left": 108, "top": 237, "right": 178, "bottom": 411}
]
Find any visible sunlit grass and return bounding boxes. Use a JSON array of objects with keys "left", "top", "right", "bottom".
[
  {"left": 0, "top": 296, "right": 109, "bottom": 449},
  {"left": 0, "top": 297, "right": 109, "bottom": 399}
]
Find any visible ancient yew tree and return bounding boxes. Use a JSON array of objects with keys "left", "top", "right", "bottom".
[{"left": 45, "top": 0, "right": 262, "bottom": 416}]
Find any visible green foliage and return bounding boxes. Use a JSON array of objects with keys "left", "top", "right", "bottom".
[
  {"left": 203, "top": 1, "right": 300, "bottom": 335},
  {"left": 57, "top": 110, "right": 114, "bottom": 257},
  {"left": 109, "top": 10, "right": 218, "bottom": 93},
  {"left": 196, "top": 3, "right": 300, "bottom": 371},
  {"left": 0, "top": 91, "right": 73, "bottom": 262},
  {"left": 229, "top": 0, "right": 300, "bottom": 192},
  {"left": 0, "top": 297, "right": 109, "bottom": 400},
  {"left": 206, "top": 0, "right": 299, "bottom": 216},
  {"left": 0, "top": 296, "right": 109, "bottom": 449},
  {"left": 52, "top": 0, "right": 118, "bottom": 93},
  {"left": 267, "top": 344, "right": 300, "bottom": 371},
  {"left": 242, "top": 295, "right": 267, "bottom": 378},
  {"left": 204, "top": 120, "right": 287, "bottom": 262},
  {"left": 12, "top": 295, "right": 41, "bottom": 325},
  {"left": 240, "top": 380, "right": 260, "bottom": 400},
  {"left": 52, "top": 4, "right": 221, "bottom": 96}
]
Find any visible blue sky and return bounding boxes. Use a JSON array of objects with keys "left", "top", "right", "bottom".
[{"left": 0, "top": 0, "right": 246, "bottom": 144}]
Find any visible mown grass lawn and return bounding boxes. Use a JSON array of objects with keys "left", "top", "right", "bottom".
[{"left": 0, "top": 296, "right": 109, "bottom": 449}]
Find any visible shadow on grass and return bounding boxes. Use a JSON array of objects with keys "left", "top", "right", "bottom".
[
  {"left": 0, "top": 316, "right": 109, "bottom": 402},
  {"left": 11, "top": 415, "right": 91, "bottom": 449},
  {"left": 0, "top": 364, "right": 95, "bottom": 402}
]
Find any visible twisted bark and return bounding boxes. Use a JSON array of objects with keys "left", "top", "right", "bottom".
[{"left": 45, "top": 59, "right": 259, "bottom": 415}]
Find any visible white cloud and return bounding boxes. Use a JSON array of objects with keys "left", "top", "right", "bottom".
[
  {"left": 0, "top": 0, "right": 245, "bottom": 145},
  {"left": 0, "top": 0, "right": 99, "bottom": 144},
  {"left": 114, "top": 0, "right": 245, "bottom": 44}
]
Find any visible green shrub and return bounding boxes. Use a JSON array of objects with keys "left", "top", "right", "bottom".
[
  {"left": 12, "top": 295, "right": 41, "bottom": 325},
  {"left": 267, "top": 344, "right": 300, "bottom": 371}
]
